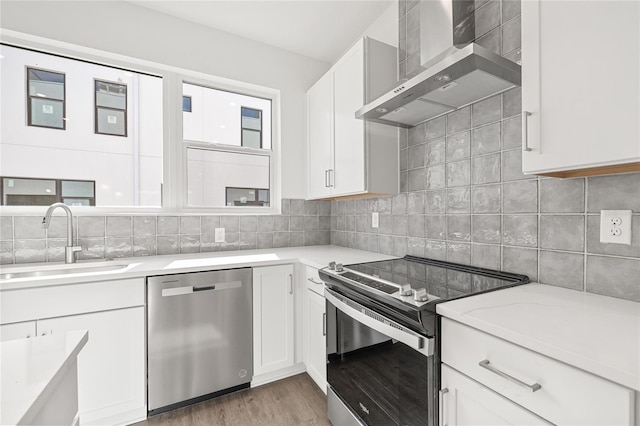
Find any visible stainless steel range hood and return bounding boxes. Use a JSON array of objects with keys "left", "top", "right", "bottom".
[{"left": 356, "top": 0, "right": 521, "bottom": 128}]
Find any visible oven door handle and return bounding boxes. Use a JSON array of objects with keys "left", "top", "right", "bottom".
[{"left": 325, "top": 289, "right": 434, "bottom": 357}]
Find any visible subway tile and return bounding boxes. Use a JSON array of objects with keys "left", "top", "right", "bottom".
[
  {"left": 318, "top": 200, "right": 331, "bottom": 216},
  {"left": 426, "top": 116, "right": 446, "bottom": 141},
  {"left": 318, "top": 216, "right": 331, "bottom": 231},
  {"left": 502, "top": 87, "right": 522, "bottom": 118},
  {"left": 476, "top": 27, "right": 501, "bottom": 54},
  {"left": 399, "top": 36, "right": 407, "bottom": 64},
  {"left": 409, "top": 122, "right": 426, "bottom": 146},
  {"left": 180, "top": 235, "right": 201, "bottom": 253},
  {"left": 447, "top": 160, "right": 471, "bottom": 187},
  {"left": 273, "top": 232, "right": 290, "bottom": 248},
  {"left": 446, "top": 132, "right": 471, "bottom": 161},
  {"left": 331, "top": 216, "right": 338, "bottom": 231},
  {"left": 200, "top": 235, "right": 221, "bottom": 253},
  {"left": 290, "top": 216, "right": 305, "bottom": 232},
  {"left": 471, "top": 244, "right": 501, "bottom": 270},
  {"left": 408, "top": 143, "right": 426, "bottom": 169},
  {"left": 399, "top": 60, "right": 407, "bottom": 80},
  {"left": 221, "top": 233, "right": 239, "bottom": 252},
  {"left": 378, "top": 235, "right": 394, "bottom": 255},
  {"left": 399, "top": 148, "right": 408, "bottom": 172},
  {"left": 133, "top": 216, "right": 157, "bottom": 237},
  {"left": 502, "top": 0, "right": 521, "bottom": 22},
  {"left": 502, "top": 115, "right": 522, "bottom": 149},
  {"left": 540, "top": 215, "right": 584, "bottom": 252},
  {"left": 331, "top": 231, "right": 344, "bottom": 247},
  {"left": 46, "top": 239, "right": 66, "bottom": 262},
  {"left": 426, "top": 139, "right": 446, "bottom": 166},
  {"left": 502, "top": 148, "right": 528, "bottom": 181},
  {"left": 540, "top": 178, "right": 585, "bottom": 213},
  {"left": 502, "top": 15, "right": 521, "bottom": 55},
  {"left": 426, "top": 165, "right": 446, "bottom": 190},
  {"left": 539, "top": 251, "right": 584, "bottom": 291},
  {"left": 220, "top": 216, "right": 240, "bottom": 233},
  {"left": 393, "top": 236, "right": 408, "bottom": 257},
  {"left": 336, "top": 216, "right": 346, "bottom": 231},
  {"left": 392, "top": 193, "right": 408, "bottom": 215},
  {"left": 586, "top": 215, "right": 640, "bottom": 258},
  {"left": 45, "top": 216, "right": 75, "bottom": 239},
  {"left": 133, "top": 237, "right": 157, "bottom": 256},
  {"left": 472, "top": 154, "right": 501, "bottom": 185},
  {"left": 0, "top": 217, "right": 13, "bottom": 240},
  {"left": 15, "top": 216, "right": 46, "bottom": 239},
  {"left": 503, "top": 215, "right": 538, "bottom": 247},
  {"left": 290, "top": 231, "right": 305, "bottom": 247},
  {"left": 408, "top": 215, "right": 425, "bottom": 238},
  {"left": 472, "top": 184, "right": 501, "bottom": 213},
  {"left": 399, "top": 128, "right": 409, "bottom": 150},
  {"left": 586, "top": 256, "right": 640, "bottom": 302},
  {"left": 239, "top": 216, "right": 258, "bottom": 232},
  {"left": 239, "top": 232, "right": 257, "bottom": 250},
  {"left": 447, "top": 215, "right": 471, "bottom": 241},
  {"left": 472, "top": 123, "right": 501, "bottom": 155},
  {"left": 14, "top": 239, "right": 46, "bottom": 264},
  {"left": 587, "top": 173, "right": 640, "bottom": 213},
  {"left": 305, "top": 200, "right": 318, "bottom": 216},
  {"left": 475, "top": 0, "right": 500, "bottom": 38},
  {"left": 406, "top": 25, "right": 419, "bottom": 56},
  {"left": 180, "top": 216, "right": 200, "bottom": 235},
  {"left": 377, "top": 196, "right": 393, "bottom": 214},
  {"left": 425, "top": 240, "right": 447, "bottom": 261},
  {"left": 400, "top": 171, "right": 409, "bottom": 192},
  {"left": 157, "top": 236, "right": 179, "bottom": 255},
  {"left": 356, "top": 199, "right": 367, "bottom": 215},
  {"left": 503, "top": 180, "right": 538, "bottom": 213},
  {"left": 345, "top": 216, "right": 356, "bottom": 232},
  {"left": 281, "top": 199, "right": 291, "bottom": 216},
  {"left": 447, "top": 242, "right": 471, "bottom": 264},
  {"left": 446, "top": 106, "right": 471, "bottom": 135},
  {"left": 76, "top": 237, "right": 106, "bottom": 260},
  {"left": 157, "top": 216, "right": 179, "bottom": 235},
  {"left": 407, "top": 192, "right": 425, "bottom": 214},
  {"left": 425, "top": 215, "right": 447, "bottom": 240},
  {"left": 318, "top": 231, "right": 331, "bottom": 245},
  {"left": 472, "top": 215, "right": 501, "bottom": 244},
  {"left": 503, "top": 246, "right": 538, "bottom": 281},
  {"left": 305, "top": 216, "right": 319, "bottom": 231},
  {"left": 355, "top": 233, "right": 367, "bottom": 251},
  {"left": 406, "top": 53, "right": 422, "bottom": 76},
  {"left": 257, "top": 216, "right": 274, "bottom": 232},
  {"left": 379, "top": 214, "right": 393, "bottom": 235},
  {"left": 106, "top": 237, "right": 133, "bottom": 258},
  {"left": 290, "top": 199, "right": 305, "bottom": 215},
  {"left": 0, "top": 240, "right": 13, "bottom": 264},
  {"left": 355, "top": 215, "right": 367, "bottom": 233},
  {"left": 472, "top": 95, "right": 501, "bottom": 127},
  {"left": 408, "top": 168, "right": 427, "bottom": 191},
  {"left": 426, "top": 190, "right": 447, "bottom": 213},
  {"left": 447, "top": 187, "right": 471, "bottom": 213},
  {"left": 407, "top": 237, "right": 426, "bottom": 257},
  {"left": 393, "top": 215, "right": 408, "bottom": 236}
]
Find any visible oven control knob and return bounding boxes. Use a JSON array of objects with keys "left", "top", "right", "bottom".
[
  {"left": 335, "top": 263, "right": 344, "bottom": 272},
  {"left": 328, "top": 261, "right": 336, "bottom": 270},
  {"left": 399, "top": 284, "right": 413, "bottom": 296},
  {"left": 414, "top": 288, "right": 428, "bottom": 302}
]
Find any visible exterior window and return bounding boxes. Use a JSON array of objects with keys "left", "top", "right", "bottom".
[
  {"left": 1, "top": 177, "right": 95, "bottom": 206},
  {"left": 182, "top": 95, "right": 192, "bottom": 112},
  {"left": 95, "top": 79, "right": 127, "bottom": 136},
  {"left": 241, "top": 107, "right": 262, "bottom": 148},
  {"left": 226, "top": 187, "right": 269, "bottom": 207},
  {"left": 27, "top": 67, "right": 66, "bottom": 129}
]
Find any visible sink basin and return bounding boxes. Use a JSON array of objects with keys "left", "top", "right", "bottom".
[{"left": 0, "top": 261, "right": 131, "bottom": 280}]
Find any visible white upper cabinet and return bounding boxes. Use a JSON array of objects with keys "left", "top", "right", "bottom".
[
  {"left": 306, "top": 37, "right": 399, "bottom": 199},
  {"left": 521, "top": 0, "right": 640, "bottom": 177}
]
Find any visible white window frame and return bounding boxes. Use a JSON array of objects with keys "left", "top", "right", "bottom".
[{"left": 0, "top": 29, "right": 282, "bottom": 216}]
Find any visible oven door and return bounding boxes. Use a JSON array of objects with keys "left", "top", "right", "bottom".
[{"left": 325, "top": 288, "right": 436, "bottom": 426}]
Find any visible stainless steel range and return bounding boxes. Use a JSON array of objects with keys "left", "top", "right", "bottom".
[{"left": 320, "top": 255, "right": 529, "bottom": 426}]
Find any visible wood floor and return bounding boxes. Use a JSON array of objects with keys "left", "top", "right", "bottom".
[{"left": 134, "top": 374, "right": 331, "bottom": 426}]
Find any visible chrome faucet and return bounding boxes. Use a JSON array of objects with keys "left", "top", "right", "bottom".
[{"left": 42, "top": 203, "right": 82, "bottom": 263}]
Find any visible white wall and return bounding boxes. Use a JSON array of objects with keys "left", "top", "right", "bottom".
[{"left": 0, "top": 1, "right": 330, "bottom": 200}]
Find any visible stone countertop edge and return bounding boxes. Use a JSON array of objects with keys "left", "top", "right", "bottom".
[
  {"left": 1, "top": 330, "right": 89, "bottom": 425},
  {"left": 436, "top": 283, "right": 640, "bottom": 392},
  {"left": 0, "top": 245, "right": 398, "bottom": 290}
]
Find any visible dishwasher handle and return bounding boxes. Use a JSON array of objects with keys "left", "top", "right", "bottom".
[{"left": 161, "top": 280, "right": 242, "bottom": 297}]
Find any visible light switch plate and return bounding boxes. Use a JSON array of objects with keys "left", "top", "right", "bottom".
[
  {"left": 600, "top": 210, "right": 632, "bottom": 245},
  {"left": 372, "top": 212, "right": 379, "bottom": 229},
  {"left": 214, "top": 227, "right": 225, "bottom": 243}
]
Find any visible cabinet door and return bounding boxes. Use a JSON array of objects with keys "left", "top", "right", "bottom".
[
  {"left": 253, "top": 264, "right": 295, "bottom": 376},
  {"left": 0, "top": 321, "right": 36, "bottom": 341},
  {"left": 37, "top": 307, "right": 145, "bottom": 426},
  {"left": 440, "top": 364, "right": 550, "bottom": 426},
  {"left": 333, "top": 39, "right": 366, "bottom": 196},
  {"left": 522, "top": 0, "right": 640, "bottom": 175},
  {"left": 307, "top": 72, "right": 333, "bottom": 199},
  {"left": 304, "top": 287, "right": 326, "bottom": 392}
]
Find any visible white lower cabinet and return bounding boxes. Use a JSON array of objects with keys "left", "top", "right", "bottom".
[
  {"left": 253, "top": 264, "right": 295, "bottom": 377},
  {"left": 38, "top": 307, "right": 145, "bottom": 426},
  {"left": 440, "top": 364, "right": 549, "bottom": 426},
  {"left": 303, "top": 266, "right": 326, "bottom": 392}
]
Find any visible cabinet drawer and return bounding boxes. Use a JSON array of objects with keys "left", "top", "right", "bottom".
[
  {"left": 1, "top": 278, "right": 144, "bottom": 324},
  {"left": 305, "top": 266, "right": 325, "bottom": 297},
  {"left": 442, "top": 318, "right": 634, "bottom": 425}
]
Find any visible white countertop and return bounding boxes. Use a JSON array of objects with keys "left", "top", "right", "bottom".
[
  {"left": 437, "top": 283, "right": 640, "bottom": 391},
  {"left": 0, "top": 245, "right": 397, "bottom": 290},
  {"left": 1, "top": 330, "right": 88, "bottom": 425}
]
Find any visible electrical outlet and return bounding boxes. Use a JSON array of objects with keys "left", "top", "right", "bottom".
[
  {"left": 372, "top": 212, "right": 379, "bottom": 229},
  {"left": 214, "top": 227, "right": 225, "bottom": 243},
  {"left": 600, "top": 210, "right": 632, "bottom": 245}
]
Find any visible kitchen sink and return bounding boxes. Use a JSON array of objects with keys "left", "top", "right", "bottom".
[{"left": 0, "top": 260, "right": 131, "bottom": 280}]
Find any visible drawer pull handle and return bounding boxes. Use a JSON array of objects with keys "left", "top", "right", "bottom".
[
  {"left": 307, "top": 277, "right": 324, "bottom": 285},
  {"left": 439, "top": 388, "right": 449, "bottom": 426},
  {"left": 479, "top": 359, "right": 541, "bottom": 392}
]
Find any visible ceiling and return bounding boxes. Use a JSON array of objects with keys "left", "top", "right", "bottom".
[{"left": 129, "top": 0, "right": 394, "bottom": 64}]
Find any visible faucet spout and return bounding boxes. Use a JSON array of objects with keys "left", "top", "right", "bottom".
[{"left": 42, "top": 203, "right": 82, "bottom": 263}]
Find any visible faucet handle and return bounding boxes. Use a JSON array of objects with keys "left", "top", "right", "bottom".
[{"left": 65, "top": 245, "right": 82, "bottom": 264}]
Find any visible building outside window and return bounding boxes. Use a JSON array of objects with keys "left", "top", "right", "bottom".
[
  {"left": 27, "top": 67, "right": 66, "bottom": 129},
  {"left": 95, "top": 79, "right": 127, "bottom": 136},
  {"left": 240, "top": 107, "right": 262, "bottom": 149}
]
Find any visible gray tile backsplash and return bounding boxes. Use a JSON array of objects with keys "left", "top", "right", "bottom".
[
  {"left": 329, "top": 0, "right": 640, "bottom": 303},
  {"left": 0, "top": 199, "right": 331, "bottom": 264}
]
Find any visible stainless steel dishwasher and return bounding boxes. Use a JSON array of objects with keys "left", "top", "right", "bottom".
[{"left": 147, "top": 268, "right": 252, "bottom": 415}]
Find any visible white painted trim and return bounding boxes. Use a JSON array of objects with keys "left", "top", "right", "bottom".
[{"left": 250, "top": 363, "right": 307, "bottom": 388}]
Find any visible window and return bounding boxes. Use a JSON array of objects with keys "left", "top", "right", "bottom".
[
  {"left": 95, "top": 79, "right": 127, "bottom": 136},
  {"left": 226, "top": 187, "right": 269, "bottom": 207},
  {"left": 27, "top": 67, "right": 65, "bottom": 129},
  {"left": 241, "top": 107, "right": 262, "bottom": 148},
  {"left": 182, "top": 95, "right": 192, "bottom": 112},
  {"left": 1, "top": 177, "right": 95, "bottom": 206}
]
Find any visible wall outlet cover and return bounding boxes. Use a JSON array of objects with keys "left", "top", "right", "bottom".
[
  {"left": 214, "top": 227, "right": 225, "bottom": 243},
  {"left": 600, "top": 210, "right": 632, "bottom": 245},
  {"left": 372, "top": 212, "right": 379, "bottom": 229}
]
